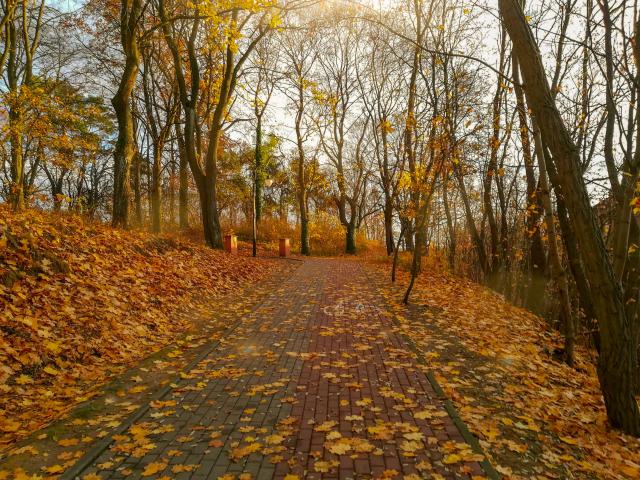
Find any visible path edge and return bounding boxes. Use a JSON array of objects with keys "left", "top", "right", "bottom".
[
  {"left": 396, "top": 327, "right": 502, "bottom": 480},
  {"left": 61, "top": 261, "right": 301, "bottom": 480},
  {"left": 365, "top": 266, "right": 502, "bottom": 480},
  {"left": 61, "top": 324, "right": 237, "bottom": 480}
]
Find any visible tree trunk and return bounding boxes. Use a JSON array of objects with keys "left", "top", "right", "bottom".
[
  {"left": 6, "top": 9, "right": 28, "bottom": 211},
  {"left": 8, "top": 106, "right": 24, "bottom": 211},
  {"left": 400, "top": 216, "right": 415, "bottom": 251},
  {"left": 402, "top": 0, "right": 423, "bottom": 254},
  {"left": 151, "top": 143, "right": 162, "bottom": 233},
  {"left": 513, "top": 56, "right": 546, "bottom": 277},
  {"left": 51, "top": 179, "right": 64, "bottom": 212},
  {"left": 295, "top": 81, "right": 310, "bottom": 256},
  {"left": 533, "top": 121, "right": 575, "bottom": 365},
  {"left": 132, "top": 153, "right": 143, "bottom": 225},
  {"left": 345, "top": 222, "right": 356, "bottom": 255},
  {"left": 455, "top": 168, "right": 488, "bottom": 274},
  {"left": 7, "top": 18, "right": 23, "bottom": 211},
  {"left": 484, "top": 33, "right": 506, "bottom": 276},
  {"left": 201, "top": 165, "right": 223, "bottom": 249},
  {"left": 176, "top": 123, "right": 189, "bottom": 230},
  {"left": 169, "top": 151, "right": 176, "bottom": 225},
  {"left": 392, "top": 223, "right": 408, "bottom": 283},
  {"left": 300, "top": 201, "right": 310, "bottom": 255},
  {"left": 543, "top": 133, "right": 601, "bottom": 351},
  {"left": 383, "top": 198, "right": 394, "bottom": 256},
  {"left": 255, "top": 115, "right": 263, "bottom": 222},
  {"left": 515, "top": 52, "right": 547, "bottom": 312},
  {"left": 443, "top": 177, "right": 456, "bottom": 271},
  {"left": 403, "top": 224, "right": 425, "bottom": 304},
  {"left": 198, "top": 176, "right": 222, "bottom": 248},
  {"left": 111, "top": 0, "right": 141, "bottom": 228}
]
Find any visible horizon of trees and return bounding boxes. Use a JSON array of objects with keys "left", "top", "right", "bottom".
[{"left": 1, "top": 0, "right": 640, "bottom": 435}]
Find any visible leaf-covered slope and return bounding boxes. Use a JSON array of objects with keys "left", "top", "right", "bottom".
[
  {"left": 0, "top": 206, "right": 276, "bottom": 447},
  {"left": 373, "top": 264, "right": 640, "bottom": 479}
]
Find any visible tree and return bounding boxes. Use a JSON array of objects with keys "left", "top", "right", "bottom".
[
  {"left": 140, "top": 39, "right": 179, "bottom": 232},
  {"left": 499, "top": 0, "right": 640, "bottom": 436},
  {"left": 279, "top": 14, "right": 320, "bottom": 255},
  {"left": 358, "top": 19, "right": 404, "bottom": 255},
  {"left": 315, "top": 18, "right": 373, "bottom": 254},
  {"left": 111, "top": 0, "right": 143, "bottom": 227},
  {"left": 4, "top": 0, "right": 45, "bottom": 210},
  {"left": 158, "top": 0, "right": 276, "bottom": 248}
]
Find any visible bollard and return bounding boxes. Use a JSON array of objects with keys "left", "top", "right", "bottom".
[
  {"left": 224, "top": 234, "right": 238, "bottom": 254},
  {"left": 279, "top": 238, "right": 290, "bottom": 257}
]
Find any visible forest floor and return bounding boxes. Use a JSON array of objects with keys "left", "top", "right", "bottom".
[
  {"left": 1, "top": 209, "right": 640, "bottom": 480},
  {"left": 368, "top": 259, "right": 640, "bottom": 480}
]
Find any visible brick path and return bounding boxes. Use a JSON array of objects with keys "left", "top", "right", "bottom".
[{"left": 72, "top": 259, "right": 488, "bottom": 480}]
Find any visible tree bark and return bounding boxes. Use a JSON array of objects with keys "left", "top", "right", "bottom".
[
  {"left": 7, "top": 16, "right": 23, "bottom": 210},
  {"left": 403, "top": 223, "right": 425, "bottom": 304},
  {"left": 533, "top": 121, "right": 576, "bottom": 365},
  {"left": 391, "top": 222, "right": 408, "bottom": 283},
  {"left": 455, "top": 167, "right": 488, "bottom": 274},
  {"left": 345, "top": 222, "right": 356, "bottom": 255},
  {"left": 169, "top": 149, "right": 176, "bottom": 225},
  {"left": 255, "top": 114, "right": 263, "bottom": 222},
  {"left": 383, "top": 199, "right": 394, "bottom": 256},
  {"left": 151, "top": 142, "right": 162, "bottom": 233},
  {"left": 176, "top": 122, "right": 189, "bottom": 229},
  {"left": 513, "top": 55, "right": 546, "bottom": 311},
  {"left": 295, "top": 91, "right": 310, "bottom": 256},
  {"left": 443, "top": 176, "right": 456, "bottom": 271},
  {"left": 111, "top": 0, "right": 141, "bottom": 228},
  {"left": 132, "top": 152, "right": 143, "bottom": 225}
]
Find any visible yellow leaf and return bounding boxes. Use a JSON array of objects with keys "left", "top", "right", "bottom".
[
  {"left": 142, "top": 462, "right": 167, "bottom": 476},
  {"left": 414, "top": 410, "right": 432, "bottom": 420},
  {"left": 42, "top": 464, "right": 65, "bottom": 474},
  {"left": 314, "top": 421, "right": 337, "bottom": 432},
  {"left": 171, "top": 465, "right": 195, "bottom": 474},
  {"left": 443, "top": 454, "right": 462, "bottom": 464},
  {"left": 328, "top": 441, "right": 351, "bottom": 455},
  {"left": 15, "top": 374, "right": 33, "bottom": 385},
  {"left": 265, "top": 434, "right": 284, "bottom": 445},
  {"left": 45, "top": 341, "right": 62, "bottom": 353},
  {"left": 559, "top": 436, "right": 579, "bottom": 445},
  {"left": 400, "top": 440, "right": 422, "bottom": 453},
  {"left": 314, "top": 460, "right": 338, "bottom": 473},
  {"left": 621, "top": 466, "right": 640, "bottom": 477},
  {"left": 58, "top": 437, "right": 79, "bottom": 447},
  {"left": 43, "top": 365, "right": 59, "bottom": 376},
  {"left": 1, "top": 419, "right": 21, "bottom": 432}
]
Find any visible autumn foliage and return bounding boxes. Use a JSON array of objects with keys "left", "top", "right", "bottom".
[
  {"left": 229, "top": 212, "right": 379, "bottom": 256},
  {"left": 0, "top": 206, "right": 275, "bottom": 448}
]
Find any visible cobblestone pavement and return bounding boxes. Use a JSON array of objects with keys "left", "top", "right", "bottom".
[{"left": 73, "top": 259, "right": 489, "bottom": 480}]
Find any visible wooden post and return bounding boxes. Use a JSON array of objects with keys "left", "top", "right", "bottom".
[
  {"left": 224, "top": 234, "right": 238, "bottom": 254},
  {"left": 279, "top": 238, "right": 290, "bottom": 257}
]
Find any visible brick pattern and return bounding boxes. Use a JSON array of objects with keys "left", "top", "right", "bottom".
[{"left": 76, "top": 259, "right": 486, "bottom": 480}]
